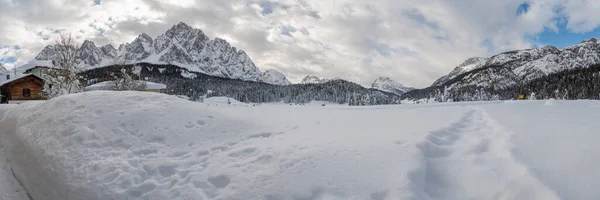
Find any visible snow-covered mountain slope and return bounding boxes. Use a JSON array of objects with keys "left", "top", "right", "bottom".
[
  {"left": 433, "top": 38, "right": 600, "bottom": 89},
  {"left": 3, "top": 92, "right": 600, "bottom": 199},
  {"left": 432, "top": 57, "right": 487, "bottom": 86},
  {"left": 261, "top": 69, "right": 291, "bottom": 85},
  {"left": 300, "top": 75, "right": 340, "bottom": 84},
  {"left": 371, "top": 77, "right": 414, "bottom": 95},
  {"left": 32, "top": 22, "right": 288, "bottom": 85}
]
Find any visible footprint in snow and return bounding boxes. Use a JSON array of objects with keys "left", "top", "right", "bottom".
[
  {"left": 94, "top": 109, "right": 103, "bottom": 116},
  {"left": 207, "top": 174, "right": 231, "bottom": 188}
]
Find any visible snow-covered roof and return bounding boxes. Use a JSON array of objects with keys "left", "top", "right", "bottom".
[
  {"left": 17, "top": 60, "right": 54, "bottom": 73},
  {"left": 85, "top": 81, "right": 167, "bottom": 91},
  {"left": 0, "top": 74, "right": 43, "bottom": 87}
]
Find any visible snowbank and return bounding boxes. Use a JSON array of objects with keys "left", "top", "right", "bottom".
[
  {"left": 0, "top": 91, "right": 466, "bottom": 199},
  {"left": 204, "top": 96, "right": 244, "bottom": 105},
  {"left": 85, "top": 81, "right": 167, "bottom": 91},
  {"left": 2, "top": 92, "right": 600, "bottom": 199},
  {"left": 0, "top": 105, "right": 29, "bottom": 200},
  {"left": 544, "top": 98, "right": 556, "bottom": 106},
  {"left": 0, "top": 91, "right": 261, "bottom": 199}
]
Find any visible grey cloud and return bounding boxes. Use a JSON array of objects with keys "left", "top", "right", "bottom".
[{"left": 4, "top": 0, "right": 600, "bottom": 88}]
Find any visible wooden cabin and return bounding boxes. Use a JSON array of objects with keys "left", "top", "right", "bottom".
[{"left": 0, "top": 74, "right": 45, "bottom": 103}]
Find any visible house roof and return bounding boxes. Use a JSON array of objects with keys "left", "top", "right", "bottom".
[
  {"left": 24, "top": 66, "right": 61, "bottom": 73},
  {"left": 85, "top": 81, "right": 167, "bottom": 91},
  {"left": 17, "top": 60, "right": 54, "bottom": 73},
  {"left": 0, "top": 74, "right": 44, "bottom": 87}
]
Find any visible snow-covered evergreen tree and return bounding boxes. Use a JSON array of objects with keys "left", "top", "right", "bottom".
[
  {"left": 529, "top": 92, "right": 537, "bottom": 100},
  {"left": 109, "top": 68, "right": 146, "bottom": 91}
]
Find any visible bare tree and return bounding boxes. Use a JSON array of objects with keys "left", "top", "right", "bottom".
[
  {"left": 41, "top": 33, "right": 84, "bottom": 98},
  {"left": 0, "top": 63, "right": 7, "bottom": 75}
]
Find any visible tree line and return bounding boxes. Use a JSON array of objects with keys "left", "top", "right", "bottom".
[
  {"left": 81, "top": 63, "right": 401, "bottom": 105},
  {"left": 403, "top": 64, "right": 600, "bottom": 101}
]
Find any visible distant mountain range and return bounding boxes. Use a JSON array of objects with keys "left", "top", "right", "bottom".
[
  {"left": 404, "top": 38, "right": 600, "bottom": 101},
  {"left": 435, "top": 38, "right": 600, "bottom": 89},
  {"left": 26, "top": 22, "right": 416, "bottom": 95},
  {"left": 300, "top": 75, "right": 413, "bottom": 95},
  {"left": 33, "top": 22, "right": 290, "bottom": 85},
  {"left": 31, "top": 22, "right": 600, "bottom": 102}
]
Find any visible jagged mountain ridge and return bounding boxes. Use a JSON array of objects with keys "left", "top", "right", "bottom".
[
  {"left": 300, "top": 75, "right": 341, "bottom": 84},
  {"left": 261, "top": 69, "right": 291, "bottom": 86},
  {"left": 403, "top": 38, "right": 600, "bottom": 101},
  {"left": 370, "top": 77, "right": 414, "bottom": 95},
  {"left": 432, "top": 38, "right": 600, "bottom": 90},
  {"left": 33, "top": 22, "right": 290, "bottom": 85}
]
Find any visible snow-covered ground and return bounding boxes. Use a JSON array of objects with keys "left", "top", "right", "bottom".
[
  {"left": 1, "top": 92, "right": 599, "bottom": 199},
  {"left": 0, "top": 105, "right": 30, "bottom": 200},
  {"left": 204, "top": 96, "right": 340, "bottom": 107}
]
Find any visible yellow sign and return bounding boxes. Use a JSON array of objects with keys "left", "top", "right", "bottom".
[{"left": 518, "top": 95, "right": 525, "bottom": 99}]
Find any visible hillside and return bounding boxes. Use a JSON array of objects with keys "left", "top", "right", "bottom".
[
  {"left": 403, "top": 38, "right": 600, "bottom": 101},
  {"left": 81, "top": 63, "right": 401, "bottom": 105}
]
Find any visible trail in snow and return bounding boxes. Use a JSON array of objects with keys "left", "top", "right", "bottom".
[
  {"left": 409, "top": 108, "right": 560, "bottom": 200},
  {"left": 0, "top": 143, "right": 30, "bottom": 200},
  {"left": 0, "top": 105, "right": 29, "bottom": 200}
]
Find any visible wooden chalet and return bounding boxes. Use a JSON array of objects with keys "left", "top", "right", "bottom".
[{"left": 0, "top": 74, "right": 45, "bottom": 103}]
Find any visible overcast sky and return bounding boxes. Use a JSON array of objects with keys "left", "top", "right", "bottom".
[{"left": 1, "top": 0, "right": 600, "bottom": 87}]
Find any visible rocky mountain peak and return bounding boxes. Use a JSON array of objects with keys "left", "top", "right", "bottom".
[
  {"left": 300, "top": 75, "right": 341, "bottom": 84},
  {"left": 172, "top": 22, "right": 194, "bottom": 32},
  {"left": 34, "top": 45, "right": 60, "bottom": 61},
  {"left": 540, "top": 45, "right": 559, "bottom": 52},
  {"left": 261, "top": 69, "right": 291, "bottom": 85},
  {"left": 301, "top": 75, "right": 322, "bottom": 84},
  {"left": 81, "top": 40, "right": 97, "bottom": 48},
  {"left": 100, "top": 44, "right": 117, "bottom": 58},
  {"left": 581, "top": 38, "right": 598, "bottom": 44},
  {"left": 135, "top": 33, "right": 153, "bottom": 43},
  {"left": 371, "top": 77, "right": 414, "bottom": 95},
  {"left": 77, "top": 40, "right": 104, "bottom": 66},
  {"left": 28, "top": 22, "right": 288, "bottom": 85},
  {"left": 460, "top": 57, "right": 486, "bottom": 67}
]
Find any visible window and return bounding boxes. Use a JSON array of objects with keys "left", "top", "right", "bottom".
[
  {"left": 5, "top": 75, "right": 9, "bottom": 80},
  {"left": 23, "top": 88, "right": 31, "bottom": 97}
]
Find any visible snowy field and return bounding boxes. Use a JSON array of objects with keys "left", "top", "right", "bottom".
[{"left": 1, "top": 92, "right": 600, "bottom": 200}]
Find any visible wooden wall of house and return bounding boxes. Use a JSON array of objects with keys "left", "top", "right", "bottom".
[{"left": 8, "top": 78, "right": 45, "bottom": 100}]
